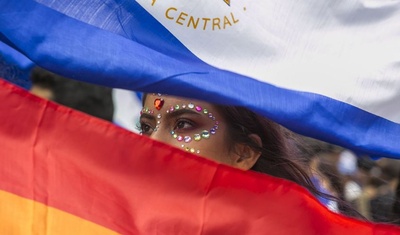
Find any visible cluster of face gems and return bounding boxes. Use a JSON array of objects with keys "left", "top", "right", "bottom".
[
  {"left": 140, "top": 94, "right": 219, "bottom": 155},
  {"left": 140, "top": 107, "right": 163, "bottom": 132},
  {"left": 168, "top": 103, "right": 219, "bottom": 154}
]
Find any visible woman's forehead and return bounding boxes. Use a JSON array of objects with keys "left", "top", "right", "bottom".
[{"left": 145, "top": 94, "right": 213, "bottom": 108}]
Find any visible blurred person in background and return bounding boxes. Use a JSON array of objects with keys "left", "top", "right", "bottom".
[
  {"left": 337, "top": 150, "right": 364, "bottom": 214},
  {"left": 295, "top": 136, "right": 342, "bottom": 213},
  {"left": 346, "top": 156, "right": 400, "bottom": 222},
  {"left": 368, "top": 159, "right": 400, "bottom": 223},
  {"left": 30, "top": 66, "right": 114, "bottom": 122},
  {"left": 353, "top": 156, "right": 379, "bottom": 219},
  {"left": 392, "top": 171, "right": 400, "bottom": 225}
]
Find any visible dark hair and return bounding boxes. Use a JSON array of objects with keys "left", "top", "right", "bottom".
[
  {"left": 30, "top": 66, "right": 114, "bottom": 122},
  {"left": 215, "top": 105, "right": 363, "bottom": 218},
  {"left": 216, "top": 106, "right": 311, "bottom": 186}
]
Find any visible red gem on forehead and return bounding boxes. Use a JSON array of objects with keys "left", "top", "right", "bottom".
[{"left": 154, "top": 98, "right": 164, "bottom": 110}]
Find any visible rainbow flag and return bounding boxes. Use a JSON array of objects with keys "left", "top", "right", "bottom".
[{"left": 0, "top": 78, "right": 399, "bottom": 234}]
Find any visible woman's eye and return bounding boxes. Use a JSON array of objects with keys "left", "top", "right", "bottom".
[
  {"left": 174, "top": 119, "right": 195, "bottom": 131},
  {"left": 139, "top": 122, "right": 154, "bottom": 135}
]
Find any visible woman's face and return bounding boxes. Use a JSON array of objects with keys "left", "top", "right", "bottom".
[{"left": 140, "top": 94, "right": 236, "bottom": 165}]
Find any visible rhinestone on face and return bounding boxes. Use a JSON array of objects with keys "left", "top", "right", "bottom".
[
  {"left": 184, "top": 136, "right": 192, "bottom": 143},
  {"left": 154, "top": 98, "right": 164, "bottom": 110},
  {"left": 194, "top": 134, "right": 201, "bottom": 141},
  {"left": 201, "top": 130, "right": 210, "bottom": 139},
  {"left": 190, "top": 148, "right": 195, "bottom": 153},
  {"left": 167, "top": 103, "right": 219, "bottom": 146},
  {"left": 196, "top": 150, "right": 200, "bottom": 154},
  {"left": 210, "top": 128, "right": 216, "bottom": 135},
  {"left": 157, "top": 114, "right": 162, "bottom": 119}
]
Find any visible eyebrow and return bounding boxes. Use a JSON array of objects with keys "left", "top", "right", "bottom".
[
  {"left": 167, "top": 109, "right": 202, "bottom": 119},
  {"left": 140, "top": 113, "right": 155, "bottom": 121},
  {"left": 140, "top": 109, "right": 202, "bottom": 121}
]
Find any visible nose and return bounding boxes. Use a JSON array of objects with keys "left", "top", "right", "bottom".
[{"left": 148, "top": 128, "right": 168, "bottom": 144}]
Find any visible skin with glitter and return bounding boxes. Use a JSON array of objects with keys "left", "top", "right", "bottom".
[{"left": 140, "top": 94, "right": 237, "bottom": 165}]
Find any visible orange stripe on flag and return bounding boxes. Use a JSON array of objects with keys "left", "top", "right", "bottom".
[{"left": 0, "top": 190, "right": 118, "bottom": 235}]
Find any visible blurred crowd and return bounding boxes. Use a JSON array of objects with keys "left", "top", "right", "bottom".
[{"left": 298, "top": 136, "right": 400, "bottom": 224}]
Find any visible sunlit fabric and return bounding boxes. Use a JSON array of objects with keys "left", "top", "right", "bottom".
[{"left": 1, "top": 79, "right": 399, "bottom": 234}]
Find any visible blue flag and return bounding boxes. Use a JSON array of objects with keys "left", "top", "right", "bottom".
[
  {"left": 0, "top": 0, "right": 399, "bottom": 158},
  {"left": 0, "top": 41, "right": 34, "bottom": 89}
]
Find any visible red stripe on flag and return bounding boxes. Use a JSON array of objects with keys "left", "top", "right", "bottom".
[{"left": 0, "top": 79, "right": 399, "bottom": 234}]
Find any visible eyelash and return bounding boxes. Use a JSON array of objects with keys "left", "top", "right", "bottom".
[
  {"left": 138, "top": 121, "right": 154, "bottom": 135},
  {"left": 135, "top": 122, "right": 141, "bottom": 132},
  {"left": 137, "top": 118, "right": 196, "bottom": 135},
  {"left": 174, "top": 119, "right": 196, "bottom": 131}
]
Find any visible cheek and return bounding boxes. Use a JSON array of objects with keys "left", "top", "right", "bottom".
[
  {"left": 165, "top": 130, "right": 226, "bottom": 157},
  {"left": 185, "top": 128, "right": 233, "bottom": 165},
  {"left": 167, "top": 127, "right": 217, "bottom": 154}
]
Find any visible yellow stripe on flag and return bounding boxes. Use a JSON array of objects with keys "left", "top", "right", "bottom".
[{"left": 0, "top": 190, "right": 119, "bottom": 235}]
